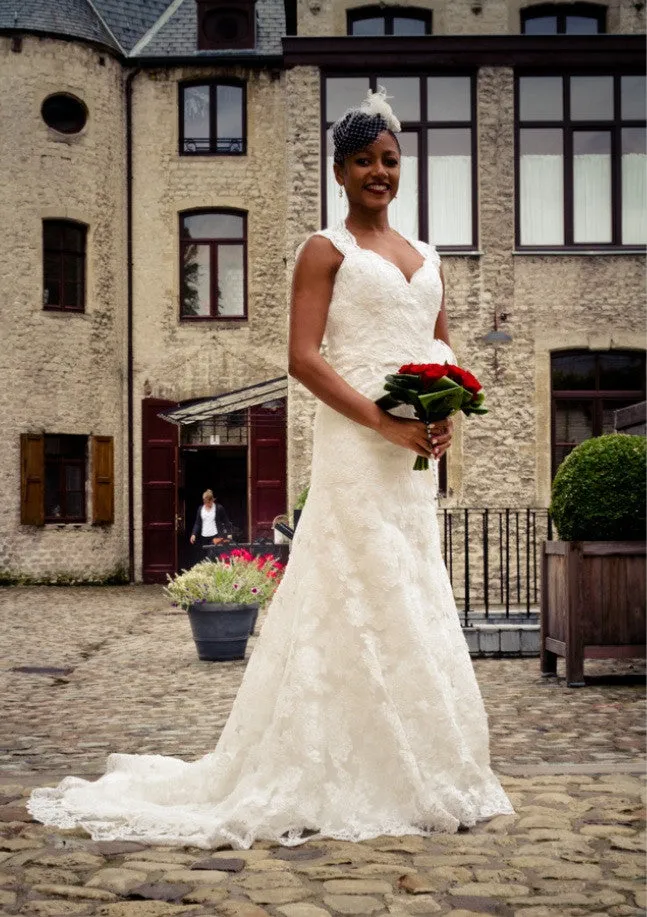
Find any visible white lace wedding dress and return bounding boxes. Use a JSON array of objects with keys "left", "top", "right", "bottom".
[{"left": 28, "top": 223, "right": 513, "bottom": 848}]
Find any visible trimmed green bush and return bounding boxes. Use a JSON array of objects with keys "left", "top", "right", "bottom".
[{"left": 550, "top": 434, "right": 646, "bottom": 541}]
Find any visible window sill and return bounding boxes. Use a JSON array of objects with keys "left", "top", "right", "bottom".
[
  {"left": 44, "top": 522, "right": 89, "bottom": 529},
  {"left": 438, "top": 250, "right": 483, "bottom": 257},
  {"left": 513, "top": 248, "right": 646, "bottom": 256}
]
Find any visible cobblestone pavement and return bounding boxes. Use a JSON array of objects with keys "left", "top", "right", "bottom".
[{"left": 1, "top": 586, "right": 645, "bottom": 917}]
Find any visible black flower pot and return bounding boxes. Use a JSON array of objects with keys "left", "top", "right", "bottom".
[{"left": 187, "top": 602, "right": 259, "bottom": 661}]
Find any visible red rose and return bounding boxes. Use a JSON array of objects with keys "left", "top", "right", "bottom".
[{"left": 444, "top": 365, "right": 482, "bottom": 394}]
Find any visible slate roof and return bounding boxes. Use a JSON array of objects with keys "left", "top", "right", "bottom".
[
  {"left": 0, "top": 0, "right": 285, "bottom": 56},
  {"left": 0, "top": 0, "right": 120, "bottom": 51}
]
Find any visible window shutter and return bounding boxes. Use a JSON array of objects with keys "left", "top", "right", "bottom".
[
  {"left": 20, "top": 434, "right": 45, "bottom": 525},
  {"left": 92, "top": 435, "right": 114, "bottom": 525}
]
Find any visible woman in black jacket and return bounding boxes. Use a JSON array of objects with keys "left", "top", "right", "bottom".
[{"left": 189, "top": 489, "right": 232, "bottom": 549}]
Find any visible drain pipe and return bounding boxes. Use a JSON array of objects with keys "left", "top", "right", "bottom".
[{"left": 126, "top": 68, "right": 141, "bottom": 583}]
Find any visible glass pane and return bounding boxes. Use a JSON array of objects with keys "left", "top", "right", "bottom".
[
  {"left": 44, "top": 282, "right": 60, "bottom": 307},
  {"left": 552, "top": 352, "right": 596, "bottom": 390},
  {"left": 350, "top": 17, "right": 385, "bottom": 35},
  {"left": 621, "top": 76, "right": 646, "bottom": 121},
  {"left": 63, "top": 254, "right": 83, "bottom": 282},
  {"left": 573, "top": 131, "right": 612, "bottom": 243},
  {"left": 217, "top": 245, "right": 245, "bottom": 316},
  {"left": 389, "top": 132, "right": 418, "bottom": 239},
  {"left": 44, "top": 254, "right": 61, "bottom": 280},
  {"left": 183, "top": 85, "right": 210, "bottom": 152},
  {"left": 181, "top": 243, "right": 211, "bottom": 316},
  {"left": 65, "top": 491, "right": 84, "bottom": 518},
  {"left": 63, "top": 282, "right": 83, "bottom": 309},
  {"left": 520, "top": 129, "right": 564, "bottom": 245},
  {"left": 523, "top": 15, "right": 558, "bottom": 34},
  {"left": 427, "top": 77, "right": 470, "bottom": 122},
  {"left": 622, "top": 127, "right": 647, "bottom": 244},
  {"left": 603, "top": 399, "right": 641, "bottom": 434},
  {"left": 428, "top": 129, "right": 472, "bottom": 245},
  {"left": 571, "top": 76, "right": 613, "bottom": 120},
  {"left": 182, "top": 212, "right": 243, "bottom": 239},
  {"left": 45, "top": 463, "right": 62, "bottom": 517},
  {"left": 393, "top": 16, "right": 427, "bottom": 35},
  {"left": 63, "top": 224, "right": 85, "bottom": 252},
  {"left": 65, "top": 464, "right": 83, "bottom": 490},
  {"left": 519, "top": 77, "right": 562, "bottom": 121},
  {"left": 599, "top": 352, "right": 646, "bottom": 390},
  {"left": 554, "top": 399, "right": 594, "bottom": 445},
  {"left": 376, "top": 77, "right": 419, "bottom": 121},
  {"left": 43, "top": 222, "right": 63, "bottom": 250},
  {"left": 326, "top": 78, "right": 370, "bottom": 122},
  {"left": 565, "top": 15, "right": 599, "bottom": 33},
  {"left": 216, "top": 85, "right": 243, "bottom": 152}
]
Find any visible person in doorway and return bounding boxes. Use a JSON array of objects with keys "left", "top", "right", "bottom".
[
  {"left": 29, "top": 87, "right": 513, "bottom": 848},
  {"left": 189, "top": 489, "right": 232, "bottom": 549}
]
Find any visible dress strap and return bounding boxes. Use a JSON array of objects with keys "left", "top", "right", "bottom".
[
  {"left": 313, "top": 223, "right": 357, "bottom": 257},
  {"left": 408, "top": 238, "right": 441, "bottom": 271}
]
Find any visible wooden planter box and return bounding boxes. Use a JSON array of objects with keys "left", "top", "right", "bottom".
[{"left": 541, "top": 541, "right": 646, "bottom": 687}]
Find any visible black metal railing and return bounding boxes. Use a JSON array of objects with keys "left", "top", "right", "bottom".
[
  {"left": 439, "top": 507, "right": 552, "bottom": 625},
  {"left": 182, "top": 136, "right": 245, "bottom": 154}
]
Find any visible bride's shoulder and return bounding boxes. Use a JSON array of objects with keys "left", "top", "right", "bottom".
[{"left": 295, "top": 227, "right": 348, "bottom": 265}]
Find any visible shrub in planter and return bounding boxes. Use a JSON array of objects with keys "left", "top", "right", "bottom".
[{"left": 550, "top": 434, "right": 646, "bottom": 541}]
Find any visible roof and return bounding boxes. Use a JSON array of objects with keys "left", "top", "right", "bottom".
[{"left": 0, "top": 0, "right": 286, "bottom": 57}]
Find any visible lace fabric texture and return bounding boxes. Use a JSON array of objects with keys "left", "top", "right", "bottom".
[{"left": 28, "top": 223, "right": 514, "bottom": 849}]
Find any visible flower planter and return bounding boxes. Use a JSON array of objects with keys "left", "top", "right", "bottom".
[
  {"left": 541, "top": 540, "right": 646, "bottom": 686},
  {"left": 187, "top": 602, "right": 259, "bottom": 662}
]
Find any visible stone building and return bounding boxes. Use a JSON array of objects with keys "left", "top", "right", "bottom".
[{"left": 0, "top": 0, "right": 644, "bottom": 583}]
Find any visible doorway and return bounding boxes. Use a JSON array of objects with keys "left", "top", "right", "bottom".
[{"left": 178, "top": 446, "right": 247, "bottom": 570}]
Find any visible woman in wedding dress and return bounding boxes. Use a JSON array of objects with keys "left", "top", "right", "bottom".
[{"left": 28, "top": 89, "right": 513, "bottom": 848}]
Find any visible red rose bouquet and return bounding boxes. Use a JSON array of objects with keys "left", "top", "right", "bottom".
[{"left": 376, "top": 362, "right": 487, "bottom": 470}]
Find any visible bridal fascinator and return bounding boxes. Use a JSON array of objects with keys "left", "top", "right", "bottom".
[{"left": 332, "top": 86, "right": 402, "bottom": 165}]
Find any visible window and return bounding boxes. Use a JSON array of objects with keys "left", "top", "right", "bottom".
[
  {"left": 41, "top": 93, "right": 88, "bottom": 134},
  {"left": 180, "top": 81, "right": 246, "bottom": 155},
  {"left": 43, "top": 220, "right": 86, "bottom": 311},
  {"left": 347, "top": 7, "right": 432, "bottom": 35},
  {"left": 196, "top": 0, "right": 255, "bottom": 49},
  {"left": 551, "top": 350, "right": 646, "bottom": 474},
  {"left": 180, "top": 210, "right": 247, "bottom": 319},
  {"left": 324, "top": 75, "right": 476, "bottom": 249},
  {"left": 521, "top": 3, "right": 606, "bottom": 33},
  {"left": 516, "top": 74, "right": 646, "bottom": 248},
  {"left": 20, "top": 434, "right": 114, "bottom": 526}
]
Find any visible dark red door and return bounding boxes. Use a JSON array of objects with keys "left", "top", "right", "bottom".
[
  {"left": 142, "top": 398, "right": 178, "bottom": 583},
  {"left": 249, "top": 400, "right": 287, "bottom": 541}
]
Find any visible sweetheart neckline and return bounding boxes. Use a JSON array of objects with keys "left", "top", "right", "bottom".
[{"left": 341, "top": 225, "right": 427, "bottom": 286}]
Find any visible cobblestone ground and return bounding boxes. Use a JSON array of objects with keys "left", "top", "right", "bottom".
[{"left": 1, "top": 586, "right": 645, "bottom": 917}]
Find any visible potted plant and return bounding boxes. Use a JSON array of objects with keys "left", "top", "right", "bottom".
[
  {"left": 164, "top": 549, "right": 285, "bottom": 661},
  {"left": 542, "top": 434, "right": 646, "bottom": 686},
  {"left": 293, "top": 485, "right": 309, "bottom": 529}
]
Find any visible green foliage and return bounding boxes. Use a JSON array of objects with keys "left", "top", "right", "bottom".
[
  {"left": 0, "top": 566, "right": 129, "bottom": 586},
  {"left": 294, "top": 486, "right": 310, "bottom": 510},
  {"left": 164, "top": 551, "right": 284, "bottom": 610},
  {"left": 550, "top": 434, "right": 646, "bottom": 541}
]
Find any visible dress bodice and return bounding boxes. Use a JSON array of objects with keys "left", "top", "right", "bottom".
[{"left": 314, "top": 223, "right": 447, "bottom": 400}]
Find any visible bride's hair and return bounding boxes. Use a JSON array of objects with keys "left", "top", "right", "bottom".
[{"left": 332, "top": 86, "right": 401, "bottom": 165}]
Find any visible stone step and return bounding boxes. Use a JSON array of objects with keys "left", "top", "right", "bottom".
[{"left": 462, "top": 623, "right": 540, "bottom": 656}]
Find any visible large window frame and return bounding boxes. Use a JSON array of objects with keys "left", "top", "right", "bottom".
[
  {"left": 347, "top": 6, "right": 432, "bottom": 35},
  {"left": 515, "top": 71, "right": 647, "bottom": 250},
  {"left": 43, "top": 219, "right": 87, "bottom": 312},
  {"left": 44, "top": 435, "right": 87, "bottom": 523},
  {"left": 179, "top": 208, "right": 248, "bottom": 321},
  {"left": 322, "top": 73, "right": 478, "bottom": 251},
  {"left": 551, "top": 349, "right": 646, "bottom": 476},
  {"left": 179, "top": 80, "right": 247, "bottom": 156},
  {"left": 521, "top": 3, "right": 606, "bottom": 34}
]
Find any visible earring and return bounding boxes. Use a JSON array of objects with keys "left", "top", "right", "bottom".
[{"left": 338, "top": 186, "right": 344, "bottom": 199}]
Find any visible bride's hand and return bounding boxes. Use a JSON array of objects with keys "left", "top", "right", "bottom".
[{"left": 377, "top": 414, "right": 453, "bottom": 459}]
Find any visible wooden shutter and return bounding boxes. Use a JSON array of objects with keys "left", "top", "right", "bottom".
[
  {"left": 142, "top": 398, "right": 178, "bottom": 583},
  {"left": 92, "top": 435, "right": 114, "bottom": 524},
  {"left": 249, "top": 401, "right": 287, "bottom": 541},
  {"left": 20, "top": 434, "right": 45, "bottom": 525}
]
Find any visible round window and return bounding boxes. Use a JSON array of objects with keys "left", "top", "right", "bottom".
[{"left": 41, "top": 94, "right": 88, "bottom": 134}]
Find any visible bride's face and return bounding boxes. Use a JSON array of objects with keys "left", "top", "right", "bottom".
[{"left": 335, "top": 131, "right": 401, "bottom": 212}]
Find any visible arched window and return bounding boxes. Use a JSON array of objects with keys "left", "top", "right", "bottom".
[
  {"left": 43, "top": 219, "right": 87, "bottom": 312},
  {"left": 521, "top": 3, "right": 606, "bottom": 33},
  {"left": 347, "top": 6, "right": 432, "bottom": 35},
  {"left": 551, "top": 349, "right": 645, "bottom": 473},
  {"left": 179, "top": 210, "right": 247, "bottom": 320},
  {"left": 179, "top": 81, "right": 246, "bottom": 155}
]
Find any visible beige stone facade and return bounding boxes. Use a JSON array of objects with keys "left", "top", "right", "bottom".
[{"left": 1, "top": 1, "right": 645, "bottom": 581}]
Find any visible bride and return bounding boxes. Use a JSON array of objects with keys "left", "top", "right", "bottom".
[{"left": 28, "top": 89, "right": 513, "bottom": 848}]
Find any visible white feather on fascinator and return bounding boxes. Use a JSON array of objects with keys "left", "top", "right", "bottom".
[{"left": 360, "top": 86, "right": 401, "bottom": 133}]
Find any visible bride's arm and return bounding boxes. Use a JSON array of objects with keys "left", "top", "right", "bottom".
[{"left": 288, "top": 236, "right": 436, "bottom": 459}]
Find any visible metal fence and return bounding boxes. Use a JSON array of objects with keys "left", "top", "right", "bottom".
[{"left": 438, "top": 507, "right": 553, "bottom": 625}]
